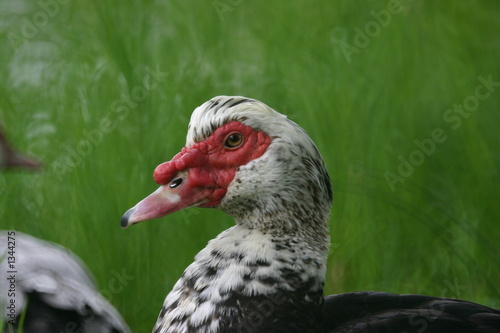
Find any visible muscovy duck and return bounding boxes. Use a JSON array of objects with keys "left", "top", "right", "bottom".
[
  {"left": 121, "top": 96, "right": 500, "bottom": 333},
  {"left": 0, "top": 231, "right": 131, "bottom": 333}
]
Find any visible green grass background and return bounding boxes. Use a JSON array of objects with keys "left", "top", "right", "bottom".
[{"left": 1, "top": 0, "right": 499, "bottom": 331}]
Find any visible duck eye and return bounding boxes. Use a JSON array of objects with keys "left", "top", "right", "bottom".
[{"left": 224, "top": 132, "right": 244, "bottom": 148}]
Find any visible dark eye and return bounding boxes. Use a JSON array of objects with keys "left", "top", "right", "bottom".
[{"left": 224, "top": 132, "right": 244, "bottom": 148}]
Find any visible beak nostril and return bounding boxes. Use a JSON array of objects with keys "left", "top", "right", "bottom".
[{"left": 169, "top": 178, "right": 183, "bottom": 189}]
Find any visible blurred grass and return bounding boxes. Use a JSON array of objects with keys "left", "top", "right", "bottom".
[{"left": 0, "top": 0, "right": 499, "bottom": 331}]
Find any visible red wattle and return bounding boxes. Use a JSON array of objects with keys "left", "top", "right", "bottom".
[{"left": 153, "top": 121, "right": 271, "bottom": 199}]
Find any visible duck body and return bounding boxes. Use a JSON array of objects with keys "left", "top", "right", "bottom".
[{"left": 322, "top": 291, "right": 500, "bottom": 332}]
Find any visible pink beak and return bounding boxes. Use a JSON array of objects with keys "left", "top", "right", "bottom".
[
  {"left": 6, "top": 152, "right": 41, "bottom": 170},
  {"left": 120, "top": 171, "right": 220, "bottom": 228},
  {"left": 0, "top": 131, "right": 41, "bottom": 170},
  {"left": 121, "top": 145, "right": 228, "bottom": 228}
]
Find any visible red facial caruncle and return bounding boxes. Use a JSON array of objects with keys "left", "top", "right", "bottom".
[{"left": 121, "top": 121, "right": 271, "bottom": 228}]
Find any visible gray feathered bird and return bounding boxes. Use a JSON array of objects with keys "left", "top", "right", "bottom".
[{"left": 0, "top": 231, "right": 131, "bottom": 333}]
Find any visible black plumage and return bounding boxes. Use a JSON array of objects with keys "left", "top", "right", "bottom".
[{"left": 322, "top": 292, "right": 500, "bottom": 332}]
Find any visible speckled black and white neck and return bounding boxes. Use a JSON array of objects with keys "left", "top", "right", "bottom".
[{"left": 153, "top": 96, "right": 332, "bottom": 333}]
